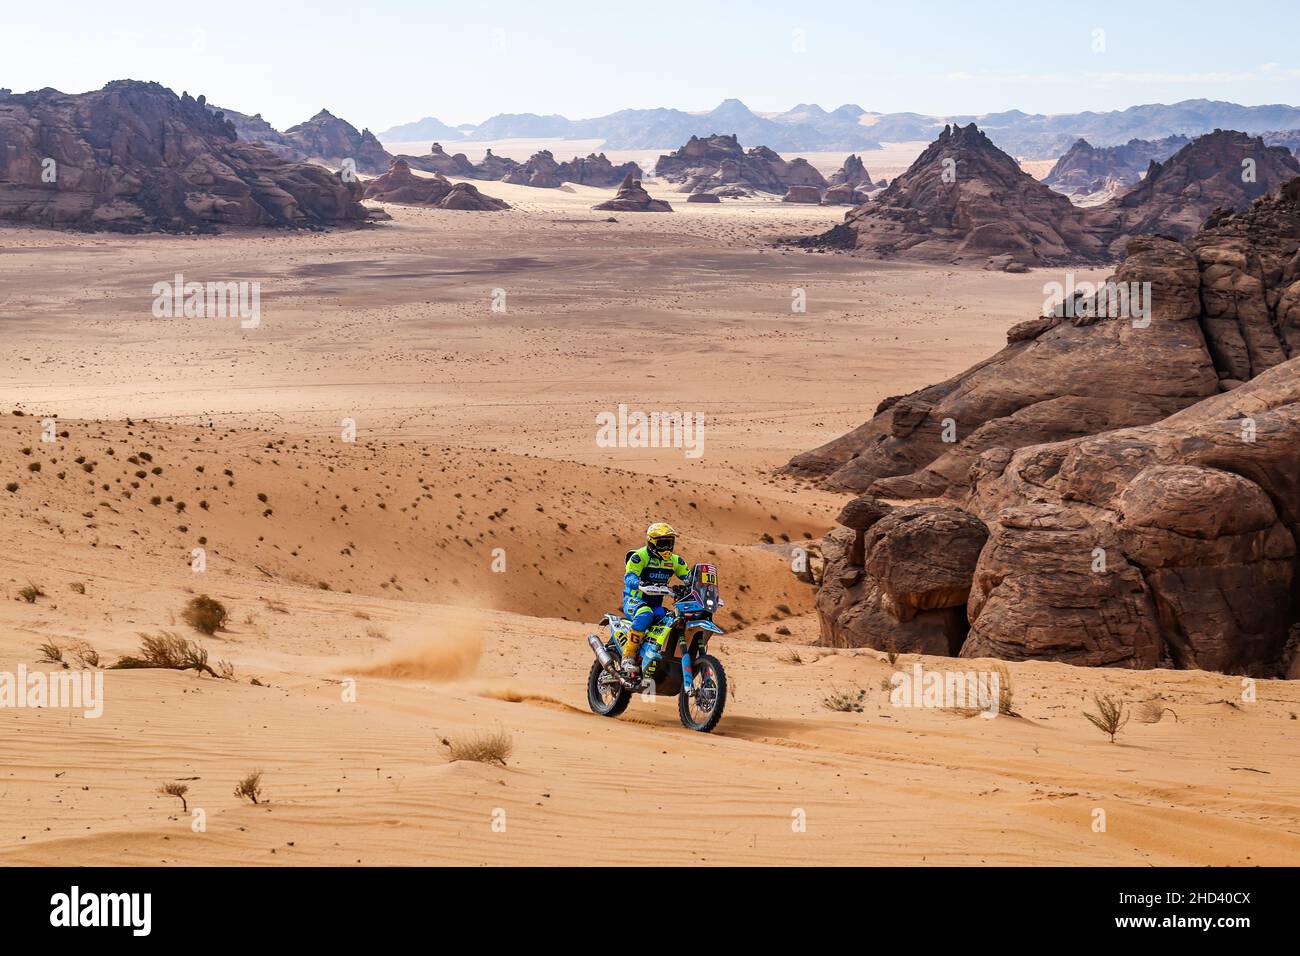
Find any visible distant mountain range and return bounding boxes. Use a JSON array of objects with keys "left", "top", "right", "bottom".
[{"left": 379, "top": 98, "right": 1300, "bottom": 160}]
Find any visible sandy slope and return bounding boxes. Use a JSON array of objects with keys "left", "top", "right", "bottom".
[{"left": 3, "top": 190, "right": 1293, "bottom": 866}]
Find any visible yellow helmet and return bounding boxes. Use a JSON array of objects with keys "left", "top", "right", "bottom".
[{"left": 646, "top": 522, "right": 676, "bottom": 558}]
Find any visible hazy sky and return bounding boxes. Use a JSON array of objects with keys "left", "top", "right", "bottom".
[{"left": 6, "top": 0, "right": 1300, "bottom": 131}]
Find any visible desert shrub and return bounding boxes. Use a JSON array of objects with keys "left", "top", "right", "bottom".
[
  {"left": 1084, "top": 693, "right": 1129, "bottom": 742},
  {"left": 157, "top": 782, "right": 189, "bottom": 811},
  {"left": 443, "top": 730, "right": 513, "bottom": 767},
  {"left": 181, "top": 594, "right": 228, "bottom": 635},
  {"left": 233, "top": 771, "right": 264, "bottom": 804},
  {"left": 781, "top": 648, "right": 803, "bottom": 664},
  {"left": 110, "top": 630, "right": 222, "bottom": 678},
  {"left": 37, "top": 641, "right": 66, "bottom": 667},
  {"left": 19, "top": 583, "right": 44, "bottom": 603},
  {"left": 1136, "top": 699, "right": 1180, "bottom": 724},
  {"left": 993, "top": 663, "right": 1018, "bottom": 717},
  {"left": 823, "top": 687, "right": 866, "bottom": 713},
  {"left": 69, "top": 582, "right": 86, "bottom": 594},
  {"left": 5, "top": 482, "right": 18, "bottom": 493},
  {"left": 69, "top": 639, "right": 100, "bottom": 668}
]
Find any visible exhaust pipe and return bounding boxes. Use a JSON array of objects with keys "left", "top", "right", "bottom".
[{"left": 587, "top": 634, "right": 617, "bottom": 671}]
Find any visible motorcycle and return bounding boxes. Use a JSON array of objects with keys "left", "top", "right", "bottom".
[{"left": 586, "top": 563, "right": 728, "bottom": 732}]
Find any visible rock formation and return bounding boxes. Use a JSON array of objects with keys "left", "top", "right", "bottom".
[
  {"left": 592, "top": 174, "right": 672, "bottom": 212},
  {"left": 686, "top": 192, "right": 721, "bottom": 203},
  {"left": 0, "top": 81, "right": 369, "bottom": 232},
  {"left": 361, "top": 160, "right": 508, "bottom": 210},
  {"left": 958, "top": 359, "right": 1299, "bottom": 673},
  {"left": 1090, "top": 130, "right": 1300, "bottom": 256},
  {"left": 806, "top": 180, "right": 1300, "bottom": 676},
  {"left": 828, "top": 154, "right": 872, "bottom": 188},
  {"left": 555, "top": 153, "right": 643, "bottom": 187},
  {"left": 502, "top": 149, "right": 563, "bottom": 187},
  {"left": 654, "top": 134, "right": 827, "bottom": 195},
  {"left": 399, "top": 142, "right": 476, "bottom": 178},
  {"left": 1042, "top": 135, "right": 1189, "bottom": 204},
  {"left": 281, "top": 108, "right": 394, "bottom": 175},
  {"left": 822, "top": 183, "right": 869, "bottom": 205},
  {"left": 818, "top": 502, "right": 988, "bottom": 655},
  {"left": 789, "top": 179, "right": 1300, "bottom": 495},
  {"left": 783, "top": 185, "right": 822, "bottom": 203},
  {"left": 807, "top": 124, "right": 1110, "bottom": 268},
  {"left": 208, "top": 105, "right": 297, "bottom": 159}
]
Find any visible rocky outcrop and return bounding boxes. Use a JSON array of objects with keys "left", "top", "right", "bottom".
[
  {"left": 959, "top": 359, "right": 1299, "bottom": 673},
  {"left": 1042, "top": 135, "right": 1189, "bottom": 204},
  {"left": 555, "top": 153, "right": 643, "bottom": 187},
  {"left": 654, "top": 134, "right": 827, "bottom": 195},
  {"left": 361, "top": 160, "right": 508, "bottom": 210},
  {"left": 686, "top": 192, "right": 720, "bottom": 203},
  {"left": 822, "top": 183, "right": 869, "bottom": 205},
  {"left": 1091, "top": 130, "right": 1300, "bottom": 256},
  {"left": 818, "top": 502, "right": 988, "bottom": 655},
  {"left": 828, "top": 154, "right": 872, "bottom": 188},
  {"left": 806, "top": 124, "right": 1110, "bottom": 268},
  {"left": 783, "top": 185, "right": 822, "bottom": 203},
  {"left": 592, "top": 174, "right": 672, "bottom": 212},
  {"left": 473, "top": 149, "right": 520, "bottom": 181},
  {"left": 399, "top": 142, "right": 476, "bottom": 177},
  {"left": 0, "top": 81, "right": 369, "bottom": 232},
  {"left": 502, "top": 150, "right": 563, "bottom": 187},
  {"left": 281, "top": 108, "right": 393, "bottom": 175},
  {"left": 209, "top": 105, "right": 297, "bottom": 159},
  {"left": 805, "top": 180, "right": 1300, "bottom": 676},
  {"left": 787, "top": 177, "right": 1300, "bottom": 495}
]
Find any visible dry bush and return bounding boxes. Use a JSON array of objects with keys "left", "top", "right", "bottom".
[
  {"left": 37, "top": 641, "right": 66, "bottom": 668},
  {"left": 443, "top": 730, "right": 513, "bottom": 767},
  {"left": 157, "top": 782, "right": 189, "bottom": 812},
  {"left": 110, "top": 631, "right": 223, "bottom": 678},
  {"left": 181, "top": 594, "right": 228, "bottom": 635},
  {"left": 69, "top": 582, "right": 86, "bottom": 595},
  {"left": 1136, "top": 699, "right": 1180, "bottom": 724},
  {"left": 233, "top": 771, "right": 264, "bottom": 804},
  {"left": 217, "top": 659, "right": 236, "bottom": 681},
  {"left": 993, "top": 663, "right": 1019, "bottom": 717},
  {"left": 823, "top": 686, "right": 866, "bottom": 713},
  {"left": 1085, "top": 693, "right": 1129, "bottom": 742},
  {"left": 68, "top": 639, "right": 100, "bottom": 669},
  {"left": 781, "top": 647, "right": 803, "bottom": 664},
  {"left": 19, "top": 583, "right": 44, "bottom": 604}
]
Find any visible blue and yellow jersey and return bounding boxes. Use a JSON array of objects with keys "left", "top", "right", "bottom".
[{"left": 623, "top": 546, "right": 690, "bottom": 608}]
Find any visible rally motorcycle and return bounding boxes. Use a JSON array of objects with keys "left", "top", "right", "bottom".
[{"left": 586, "top": 563, "right": 728, "bottom": 732}]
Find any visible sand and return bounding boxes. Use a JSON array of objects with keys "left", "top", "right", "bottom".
[{"left": 2, "top": 189, "right": 1295, "bottom": 866}]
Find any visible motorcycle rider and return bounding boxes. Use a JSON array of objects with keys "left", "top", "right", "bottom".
[{"left": 620, "top": 522, "right": 691, "bottom": 676}]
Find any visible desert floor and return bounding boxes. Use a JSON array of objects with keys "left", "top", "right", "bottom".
[{"left": 2, "top": 187, "right": 1297, "bottom": 866}]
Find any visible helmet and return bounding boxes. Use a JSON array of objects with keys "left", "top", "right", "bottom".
[{"left": 646, "top": 522, "right": 676, "bottom": 559}]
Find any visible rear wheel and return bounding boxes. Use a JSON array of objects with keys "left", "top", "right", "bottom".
[
  {"left": 587, "top": 657, "right": 631, "bottom": 717},
  {"left": 679, "top": 654, "right": 726, "bottom": 732}
]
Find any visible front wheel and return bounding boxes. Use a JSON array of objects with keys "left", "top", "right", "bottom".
[
  {"left": 679, "top": 654, "right": 726, "bottom": 732},
  {"left": 588, "top": 658, "right": 631, "bottom": 717}
]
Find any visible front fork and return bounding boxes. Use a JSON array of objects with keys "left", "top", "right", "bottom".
[{"left": 681, "top": 645, "right": 695, "bottom": 698}]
